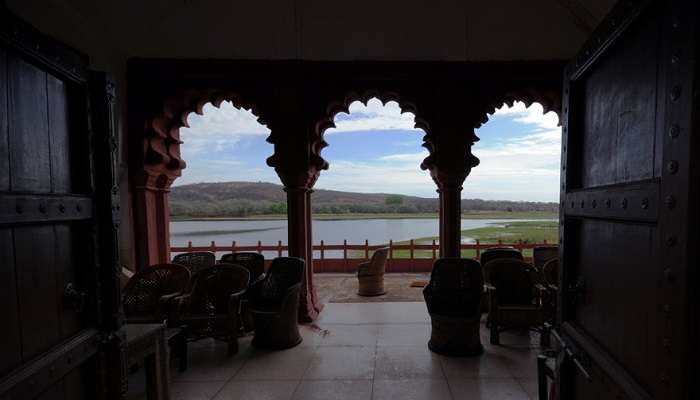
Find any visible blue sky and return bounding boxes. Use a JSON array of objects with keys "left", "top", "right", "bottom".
[{"left": 177, "top": 99, "right": 561, "bottom": 202}]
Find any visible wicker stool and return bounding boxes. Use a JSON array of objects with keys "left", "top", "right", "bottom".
[{"left": 357, "top": 247, "right": 389, "bottom": 296}]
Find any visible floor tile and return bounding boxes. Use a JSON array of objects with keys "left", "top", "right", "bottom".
[
  {"left": 235, "top": 346, "right": 315, "bottom": 380},
  {"left": 374, "top": 346, "right": 444, "bottom": 379},
  {"left": 516, "top": 378, "right": 539, "bottom": 400},
  {"left": 317, "top": 303, "right": 430, "bottom": 325},
  {"left": 171, "top": 381, "right": 227, "bottom": 400},
  {"left": 172, "top": 340, "right": 249, "bottom": 382},
  {"left": 297, "top": 324, "right": 326, "bottom": 347},
  {"left": 376, "top": 324, "right": 431, "bottom": 347},
  {"left": 494, "top": 348, "right": 540, "bottom": 379},
  {"left": 439, "top": 348, "right": 512, "bottom": 378},
  {"left": 318, "top": 324, "right": 380, "bottom": 347},
  {"left": 372, "top": 379, "right": 452, "bottom": 400},
  {"left": 292, "top": 379, "right": 372, "bottom": 400},
  {"left": 449, "top": 378, "right": 530, "bottom": 400},
  {"left": 304, "top": 346, "right": 376, "bottom": 379},
  {"left": 213, "top": 380, "right": 299, "bottom": 400}
]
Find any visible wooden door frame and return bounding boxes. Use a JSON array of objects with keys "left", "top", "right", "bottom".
[
  {"left": 556, "top": 0, "right": 698, "bottom": 398},
  {"left": 0, "top": 7, "right": 125, "bottom": 399}
]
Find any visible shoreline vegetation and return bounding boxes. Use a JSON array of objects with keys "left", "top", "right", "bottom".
[
  {"left": 351, "top": 220, "right": 559, "bottom": 259},
  {"left": 170, "top": 210, "right": 558, "bottom": 221}
]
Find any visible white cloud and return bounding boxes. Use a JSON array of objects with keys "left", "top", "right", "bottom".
[
  {"left": 326, "top": 98, "right": 421, "bottom": 134},
  {"left": 467, "top": 101, "right": 561, "bottom": 202},
  {"left": 180, "top": 101, "right": 270, "bottom": 157},
  {"left": 379, "top": 152, "right": 428, "bottom": 162},
  {"left": 317, "top": 159, "right": 435, "bottom": 196}
]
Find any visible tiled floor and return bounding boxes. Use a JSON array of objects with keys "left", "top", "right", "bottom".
[{"left": 128, "top": 302, "right": 540, "bottom": 400}]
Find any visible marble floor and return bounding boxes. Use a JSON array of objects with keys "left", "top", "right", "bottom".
[{"left": 128, "top": 302, "right": 541, "bottom": 400}]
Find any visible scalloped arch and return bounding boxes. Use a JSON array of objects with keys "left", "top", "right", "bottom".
[
  {"left": 473, "top": 88, "right": 562, "bottom": 130},
  {"left": 143, "top": 89, "right": 273, "bottom": 186},
  {"left": 312, "top": 89, "right": 431, "bottom": 173}
]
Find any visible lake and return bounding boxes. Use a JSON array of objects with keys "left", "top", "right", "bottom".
[{"left": 170, "top": 218, "right": 543, "bottom": 257}]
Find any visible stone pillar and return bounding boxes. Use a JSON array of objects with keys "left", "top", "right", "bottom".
[
  {"left": 276, "top": 170, "right": 323, "bottom": 322},
  {"left": 437, "top": 181, "right": 463, "bottom": 258},
  {"left": 420, "top": 105, "right": 479, "bottom": 259},
  {"left": 131, "top": 173, "right": 175, "bottom": 268}
]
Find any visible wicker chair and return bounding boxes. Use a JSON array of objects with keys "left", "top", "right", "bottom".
[
  {"left": 423, "top": 258, "right": 484, "bottom": 356},
  {"left": 172, "top": 263, "right": 250, "bottom": 354},
  {"left": 532, "top": 246, "right": 559, "bottom": 272},
  {"left": 220, "top": 252, "right": 266, "bottom": 283},
  {"left": 172, "top": 251, "right": 216, "bottom": 276},
  {"left": 357, "top": 247, "right": 389, "bottom": 296},
  {"left": 485, "top": 258, "right": 549, "bottom": 346},
  {"left": 479, "top": 247, "right": 523, "bottom": 283},
  {"left": 220, "top": 252, "right": 266, "bottom": 332},
  {"left": 247, "top": 257, "right": 305, "bottom": 350},
  {"left": 122, "top": 263, "right": 190, "bottom": 323},
  {"left": 541, "top": 258, "right": 559, "bottom": 325}
]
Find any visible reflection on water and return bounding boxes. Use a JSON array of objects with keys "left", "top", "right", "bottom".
[{"left": 170, "top": 218, "right": 545, "bottom": 246}]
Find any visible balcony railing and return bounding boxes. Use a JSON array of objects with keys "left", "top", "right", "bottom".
[{"left": 171, "top": 239, "right": 553, "bottom": 273}]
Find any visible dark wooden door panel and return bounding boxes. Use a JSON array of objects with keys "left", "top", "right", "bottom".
[
  {"left": 8, "top": 55, "right": 51, "bottom": 192},
  {"left": 54, "top": 223, "right": 86, "bottom": 339},
  {"left": 577, "top": 8, "right": 661, "bottom": 189},
  {"left": 557, "top": 0, "right": 697, "bottom": 398},
  {"left": 47, "top": 74, "right": 72, "bottom": 194},
  {"left": 1, "top": 10, "right": 124, "bottom": 400},
  {"left": 567, "top": 218, "right": 660, "bottom": 388},
  {"left": 0, "top": 228, "right": 22, "bottom": 377},
  {"left": 14, "top": 224, "right": 61, "bottom": 361},
  {"left": 0, "top": 47, "right": 8, "bottom": 191}
]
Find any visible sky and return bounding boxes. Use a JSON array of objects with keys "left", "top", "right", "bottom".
[{"left": 177, "top": 99, "right": 561, "bottom": 202}]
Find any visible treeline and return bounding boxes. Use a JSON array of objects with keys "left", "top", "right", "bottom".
[{"left": 168, "top": 181, "right": 558, "bottom": 218}]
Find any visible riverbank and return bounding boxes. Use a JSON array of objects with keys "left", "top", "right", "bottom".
[
  {"left": 375, "top": 220, "right": 559, "bottom": 259},
  {"left": 170, "top": 210, "right": 557, "bottom": 221}
]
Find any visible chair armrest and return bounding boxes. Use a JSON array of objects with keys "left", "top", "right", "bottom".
[
  {"left": 168, "top": 294, "right": 192, "bottom": 324},
  {"left": 245, "top": 278, "right": 264, "bottom": 302},
  {"left": 486, "top": 284, "right": 498, "bottom": 313},
  {"left": 357, "top": 262, "right": 371, "bottom": 276},
  {"left": 228, "top": 289, "right": 246, "bottom": 314},
  {"left": 156, "top": 293, "right": 181, "bottom": 321}
]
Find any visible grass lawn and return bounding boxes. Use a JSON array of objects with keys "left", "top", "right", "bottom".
[{"left": 374, "top": 220, "right": 559, "bottom": 259}]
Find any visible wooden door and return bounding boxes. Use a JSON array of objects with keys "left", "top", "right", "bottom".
[
  {"left": 0, "top": 9, "right": 124, "bottom": 400},
  {"left": 556, "top": 0, "right": 697, "bottom": 399}
]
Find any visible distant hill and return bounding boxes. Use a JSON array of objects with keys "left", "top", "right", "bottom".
[{"left": 168, "top": 181, "right": 558, "bottom": 218}]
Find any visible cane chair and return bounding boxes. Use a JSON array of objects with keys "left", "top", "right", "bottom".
[
  {"left": 247, "top": 257, "right": 305, "bottom": 349},
  {"left": 122, "top": 263, "right": 190, "bottom": 323},
  {"left": 220, "top": 252, "right": 266, "bottom": 332},
  {"left": 220, "top": 252, "right": 266, "bottom": 283},
  {"left": 532, "top": 246, "right": 559, "bottom": 272},
  {"left": 172, "top": 263, "right": 250, "bottom": 354},
  {"left": 357, "top": 247, "right": 390, "bottom": 296},
  {"left": 541, "top": 258, "right": 559, "bottom": 325},
  {"left": 479, "top": 247, "right": 523, "bottom": 283},
  {"left": 485, "top": 258, "right": 549, "bottom": 346},
  {"left": 172, "top": 251, "right": 216, "bottom": 276},
  {"left": 423, "top": 258, "right": 484, "bottom": 356}
]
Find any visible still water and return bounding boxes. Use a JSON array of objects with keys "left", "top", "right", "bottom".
[{"left": 170, "top": 218, "right": 535, "bottom": 247}]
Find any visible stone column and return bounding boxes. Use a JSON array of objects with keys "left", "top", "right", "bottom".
[
  {"left": 131, "top": 172, "right": 175, "bottom": 268},
  {"left": 437, "top": 179, "right": 464, "bottom": 258},
  {"left": 276, "top": 170, "right": 323, "bottom": 322},
  {"left": 420, "top": 107, "right": 479, "bottom": 259}
]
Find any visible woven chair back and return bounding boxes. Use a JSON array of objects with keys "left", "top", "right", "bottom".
[
  {"left": 122, "top": 263, "right": 190, "bottom": 316},
  {"left": 220, "top": 252, "right": 265, "bottom": 280}
]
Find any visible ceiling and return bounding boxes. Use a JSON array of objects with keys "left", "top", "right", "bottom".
[{"left": 8, "top": 0, "right": 616, "bottom": 69}]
